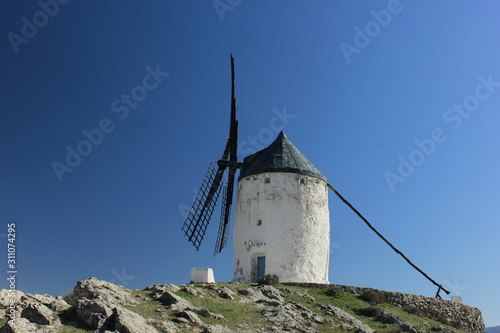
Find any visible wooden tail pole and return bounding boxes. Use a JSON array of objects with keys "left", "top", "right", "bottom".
[{"left": 327, "top": 183, "right": 450, "bottom": 296}]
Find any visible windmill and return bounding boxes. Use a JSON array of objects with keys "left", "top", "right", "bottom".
[
  {"left": 181, "top": 55, "right": 450, "bottom": 297},
  {"left": 181, "top": 54, "right": 240, "bottom": 256}
]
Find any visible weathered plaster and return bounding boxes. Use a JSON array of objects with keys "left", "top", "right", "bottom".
[{"left": 233, "top": 172, "right": 330, "bottom": 283}]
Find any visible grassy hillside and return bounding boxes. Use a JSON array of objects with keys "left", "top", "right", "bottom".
[
  {"left": 2, "top": 281, "right": 480, "bottom": 332},
  {"left": 107, "top": 283, "right": 470, "bottom": 332}
]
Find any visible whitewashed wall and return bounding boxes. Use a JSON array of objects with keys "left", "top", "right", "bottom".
[{"left": 233, "top": 172, "right": 330, "bottom": 283}]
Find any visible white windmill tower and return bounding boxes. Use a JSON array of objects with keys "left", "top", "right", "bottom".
[{"left": 233, "top": 131, "right": 330, "bottom": 283}]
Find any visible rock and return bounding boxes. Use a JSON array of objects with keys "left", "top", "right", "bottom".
[
  {"left": 0, "top": 290, "right": 24, "bottom": 307},
  {"left": 383, "top": 311, "right": 419, "bottom": 333},
  {"left": 305, "top": 295, "right": 316, "bottom": 303},
  {"left": 23, "top": 294, "right": 56, "bottom": 305},
  {"left": 172, "top": 317, "right": 189, "bottom": 324},
  {"left": 145, "top": 283, "right": 180, "bottom": 297},
  {"left": 157, "top": 290, "right": 223, "bottom": 322},
  {"left": 108, "top": 307, "right": 159, "bottom": 333},
  {"left": 201, "top": 324, "right": 233, "bottom": 333},
  {"left": 261, "top": 301, "right": 324, "bottom": 332},
  {"left": 282, "top": 288, "right": 315, "bottom": 303},
  {"left": 162, "top": 320, "right": 178, "bottom": 333},
  {"left": 49, "top": 298, "right": 71, "bottom": 311},
  {"left": 0, "top": 317, "right": 58, "bottom": 333},
  {"left": 21, "top": 291, "right": 71, "bottom": 311},
  {"left": 160, "top": 291, "right": 195, "bottom": 311},
  {"left": 257, "top": 285, "right": 285, "bottom": 304},
  {"left": 216, "top": 287, "right": 237, "bottom": 300},
  {"left": 189, "top": 307, "right": 225, "bottom": 321},
  {"left": 198, "top": 283, "right": 217, "bottom": 290},
  {"left": 71, "top": 277, "right": 138, "bottom": 307},
  {"left": 181, "top": 286, "right": 199, "bottom": 296},
  {"left": 20, "top": 303, "right": 55, "bottom": 325},
  {"left": 74, "top": 298, "right": 114, "bottom": 329},
  {"left": 164, "top": 283, "right": 182, "bottom": 293},
  {"left": 147, "top": 284, "right": 181, "bottom": 300},
  {"left": 238, "top": 285, "right": 284, "bottom": 304},
  {"left": 316, "top": 304, "right": 374, "bottom": 333},
  {"left": 174, "top": 310, "right": 205, "bottom": 325}
]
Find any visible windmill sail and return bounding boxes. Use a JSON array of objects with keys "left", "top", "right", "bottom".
[
  {"left": 214, "top": 183, "right": 231, "bottom": 255},
  {"left": 214, "top": 55, "right": 238, "bottom": 255},
  {"left": 182, "top": 54, "right": 240, "bottom": 254},
  {"left": 182, "top": 163, "right": 223, "bottom": 250}
]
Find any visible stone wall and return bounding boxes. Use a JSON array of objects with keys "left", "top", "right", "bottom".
[{"left": 284, "top": 282, "right": 485, "bottom": 333}]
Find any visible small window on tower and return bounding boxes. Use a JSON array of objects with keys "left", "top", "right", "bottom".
[
  {"left": 264, "top": 177, "right": 271, "bottom": 184},
  {"left": 299, "top": 178, "right": 307, "bottom": 184},
  {"left": 257, "top": 219, "right": 262, "bottom": 226}
]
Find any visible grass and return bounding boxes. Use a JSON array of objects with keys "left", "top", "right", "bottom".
[
  {"left": 275, "top": 285, "right": 468, "bottom": 333},
  {"left": 120, "top": 284, "right": 275, "bottom": 332},
  {"left": 272, "top": 286, "right": 358, "bottom": 332},
  {"left": 174, "top": 283, "right": 275, "bottom": 331},
  {"left": 121, "top": 289, "right": 175, "bottom": 331},
  {"left": 60, "top": 326, "right": 93, "bottom": 333}
]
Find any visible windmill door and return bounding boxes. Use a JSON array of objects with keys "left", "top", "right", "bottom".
[{"left": 257, "top": 256, "right": 266, "bottom": 281}]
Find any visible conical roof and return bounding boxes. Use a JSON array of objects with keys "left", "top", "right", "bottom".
[{"left": 238, "top": 131, "right": 327, "bottom": 181}]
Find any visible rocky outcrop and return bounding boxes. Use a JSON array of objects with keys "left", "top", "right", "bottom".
[
  {"left": 216, "top": 287, "right": 237, "bottom": 300},
  {"left": 0, "top": 278, "right": 486, "bottom": 333},
  {"left": 0, "top": 278, "right": 152, "bottom": 333},
  {"left": 238, "top": 285, "right": 327, "bottom": 332},
  {"left": 146, "top": 283, "right": 180, "bottom": 296},
  {"left": 173, "top": 309, "right": 205, "bottom": 325},
  {"left": 0, "top": 317, "right": 59, "bottom": 333},
  {"left": 0, "top": 290, "right": 24, "bottom": 308},
  {"left": 160, "top": 290, "right": 195, "bottom": 311},
  {"left": 70, "top": 277, "right": 138, "bottom": 307},
  {"left": 20, "top": 303, "right": 54, "bottom": 325},
  {"left": 49, "top": 297, "right": 71, "bottom": 312},
  {"left": 103, "top": 307, "right": 158, "bottom": 333},
  {"left": 160, "top": 289, "right": 225, "bottom": 322},
  {"left": 201, "top": 324, "right": 233, "bottom": 333},
  {"left": 74, "top": 298, "right": 114, "bottom": 329},
  {"left": 285, "top": 282, "right": 485, "bottom": 333},
  {"left": 20, "top": 294, "right": 71, "bottom": 312},
  {"left": 316, "top": 303, "right": 375, "bottom": 333},
  {"left": 261, "top": 301, "right": 325, "bottom": 332},
  {"left": 238, "top": 284, "right": 285, "bottom": 304}
]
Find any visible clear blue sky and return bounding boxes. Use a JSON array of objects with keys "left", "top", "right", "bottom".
[{"left": 1, "top": 0, "right": 499, "bottom": 327}]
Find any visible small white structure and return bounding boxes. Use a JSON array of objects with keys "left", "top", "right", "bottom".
[
  {"left": 190, "top": 268, "right": 215, "bottom": 283},
  {"left": 233, "top": 131, "right": 330, "bottom": 283},
  {"left": 451, "top": 296, "right": 462, "bottom": 303}
]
